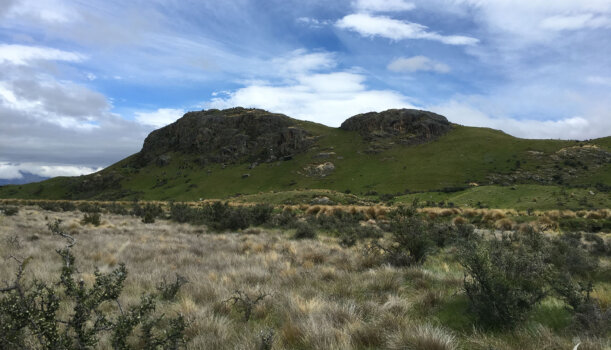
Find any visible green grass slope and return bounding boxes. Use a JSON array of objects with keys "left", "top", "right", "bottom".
[{"left": 1, "top": 116, "right": 609, "bottom": 209}]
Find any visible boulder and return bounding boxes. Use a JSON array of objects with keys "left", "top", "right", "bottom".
[{"left": 340, "top": 109, "right": 452, "bottom": 145}]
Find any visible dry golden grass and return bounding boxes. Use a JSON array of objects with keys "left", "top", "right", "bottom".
[
  {"left": 2, "top": 206, "right": 608, "bottom": 349},
  {"left": 494, "top": 218, "right": 516, "bottom": 231}
]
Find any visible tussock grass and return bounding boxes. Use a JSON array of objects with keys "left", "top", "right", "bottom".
[{"left": 1, "top": 206, "right": 609, "bottom": 349}]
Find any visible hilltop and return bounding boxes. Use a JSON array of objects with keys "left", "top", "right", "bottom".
[{"left": 1, "top": 107, "right": 609, "bottom": 209}]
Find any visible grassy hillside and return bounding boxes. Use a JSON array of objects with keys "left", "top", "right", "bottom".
[{"left": 1, "top": 114, "right": 609, "bottom": 208}]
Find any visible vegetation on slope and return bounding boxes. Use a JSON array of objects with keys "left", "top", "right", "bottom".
[{"left": 0, "top": 108, "right": 608, "bottom": 207}]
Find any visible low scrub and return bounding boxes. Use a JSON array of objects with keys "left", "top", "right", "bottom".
[
  {"left": 169, "top": 202, "right": 274, "bottom": 232},
  {"left": 0, "top": 222, "right": 187, "bottom": 349},
  {"left": 459, "top": 231, "right": 550, "bottom": 328}
]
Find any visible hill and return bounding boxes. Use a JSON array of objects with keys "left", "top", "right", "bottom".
[
  {"left": 0, "top": 107, "right": 609, "bottom": 208},
  {"left": 0, "top": 171, "right": 49, "bottom": 186}
]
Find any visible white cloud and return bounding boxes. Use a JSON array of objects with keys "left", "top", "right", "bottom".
[
  {"left": 586, "top": 76, "right": 611, "bottom": 86},
  {"left": 0, "top": 162, "right": 102, "bottom": 179},
  {"left": 207, "top": 68, "right": 413, "bottom": 127},
  {"left": 540, "top": 14, "right": 611, "bottom": 31},
  {"left": 388, "top": 56, "right": 450, "bottom": 73},
  {"left": 336, "top": 13, "right": 478, "bottom": 45},
  {"left": 353, "top": 0, "right": 415, "bottom": 12},
  {"left": 135, "top": 108, "right": 185, "bottom": 128},
  {"left": 0, "top": 44, "right": 85, "bottom": 65},
  {"left": 7, "top": 0, "right": 77, "bottom": 23},
  {"left": 430, "top": 100, "right": 611, "bottom": 140},
  {"left": 296, "top": 17, "right": 331, "bottom": 28},
  {"left": 417, "top": 0, "right": 611, "bottom": 42},
  {"left": 271, "top": 49, "right": 336, "bottom": 75}
]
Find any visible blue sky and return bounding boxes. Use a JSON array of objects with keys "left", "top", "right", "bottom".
[{"left": 1, "top": 0, "right": 611, "bottom": 179}]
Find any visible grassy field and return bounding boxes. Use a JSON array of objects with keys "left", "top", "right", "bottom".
[{"left": 1, "top": 204, "right": 609, "bottom": 349}]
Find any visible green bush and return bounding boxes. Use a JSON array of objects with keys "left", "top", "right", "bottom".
[
  {"left": 0, "top": 205, "right": 18, "bottom": 216},
  {"left": 81, "top": 212, "right": 101, "bottom": 226},
  {"left": 77, "top": 202, "right": 101, "bottom": 213},
  {"left": 383, "top": 204, "right": 434, "bottom": 266},
  {"left": 293, "top": 221, "right": 317, "bottom": 240},
  {"left": 250, "top": 204, "right": 274, "bottom": 226},
  {"left": 132, "top": 203, "right": 164, "bottom": 224},
  {"left": 39, "top": 202, "right": 63, "bottom": 212},
  {"left": 458, "top": 231, "right": 551, "bottom": 328},
  {"left": 103, "top": 202, "right": 128, "bottom": 215},
  {"left": 169, "top": 203, "right": 196, "bottom": 223}
]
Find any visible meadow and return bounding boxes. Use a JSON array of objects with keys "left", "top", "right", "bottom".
[{"left": 0, "top": 201, "right": 609, "bottom": 349}]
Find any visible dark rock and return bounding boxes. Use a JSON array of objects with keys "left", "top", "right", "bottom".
[
  {"left": 136, "top": 108, "right": 315, "bottom": 167},
  {"left": 340, "top": 109, "right": 452, "bottom": 145},
  {"left": 156, "top": 154, "right": 171, "bottom": 167}
]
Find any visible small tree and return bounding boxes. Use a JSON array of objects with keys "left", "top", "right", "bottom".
[
  {"left": 458, "top": 231, "right": 551, "bottom": 328},
  {"left": 374, "top": 202, "right": 434, "bottom": 266}
]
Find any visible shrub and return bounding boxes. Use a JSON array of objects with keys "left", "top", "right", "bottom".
[
  {"left": 59, "top": 201, "right": 77, "bottom": 212},
  {"left": 0, "top": 224, "right": 187, "bottom": 349},
  {"left": 548, "top": 233, "right": 598, "bottom": 278},
  {"left": 224, "top": 290, "right": 269, "bottom": 322},
  {"left": 132, "top": 203, "right": 164, "bottom": 223},
  {"left": 293, "top": 221, "right": 317, "bottom": 240},
  {"left": 103, "top": 202, "right": 128, "bottom": 215},
  {"left": 0, "top": 205, "right": 18, "bottom": 216},
  {"left": 38, "top": 201, "right": 63, "bottom": 212},
  {"left": 379, "top": 204, "right": 434, "bottom": 266},
  {"left": 458, "top": 231, "right": 551, "bottom": 328},
  {"left": 77, "top": 202, "right": 101, "bottom": 213},
  {"left": 156, "top": 274, "right": 189, "bottom": 301},
  {"left": 169, "top": 203, "right": 195, "bottom": 223},
  {"left": 81, "top": 212, "right": 101, "bottom": 226},
  {"left": 572, "top": 301, "right": 611, "bottom": 336},
  {"left": 270, "top": 208, "right": 297, "bottom": 228},
  {"left": 250, "top": 204, "right": 273, "bottom": 226}
]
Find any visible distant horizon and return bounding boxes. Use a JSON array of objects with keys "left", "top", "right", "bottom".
[{"left": 1, "top": 0, "right": 611, "bottom": 179}]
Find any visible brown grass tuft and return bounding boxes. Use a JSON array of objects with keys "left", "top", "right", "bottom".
[
  {"left": 387, "top": 324, "right": 458, "bottom": 350},
  {"left": 452, "top": 216, "right": 468, "bottom": 226},
  {"left": 494, "top": 218, "right": 516, "bottom": 231}
]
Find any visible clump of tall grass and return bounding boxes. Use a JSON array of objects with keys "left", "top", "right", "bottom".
[{"left": 387, "top": 323, "right": 458, "bottom": 350}]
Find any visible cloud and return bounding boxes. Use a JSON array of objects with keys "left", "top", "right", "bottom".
[
  {"left": 6, "top": 0, "right": 78, "bottom": 23},
  {"left": 207, "top": 51, "right": 414, "bottom": 126},
  {"left": 0, "top": 162, "right": 102, "bottom": 180},
  {"left": 0, "top": 44, "right": 152, "bottom": 173},
  {"left": 353, "top": 0, "right": 415, "bottom": 12},
  {"left": 296, "top": 17, "right": 331, "bottom": 28},
  {"left": 271, "top": 49, "right": 336, "bottom": 75},
  {"left": 414, "top": 0, "right": 611, "bottom": 42},
  {"left": 388, "top": 56, "right": 450, "bottom": 73},
  {"left": 135, "top": 108, "right": 185, "bottom": 128},
  {"left": 336, "top": 13, "right": 478, "bottom": 45},
  {"left": 540, "top": 14, "right": 611, "bottom": 31},
  {"left": 430, "top": 100, "right": 611, "bottom": 140},
  {"left": 0, "top": 44, "right": 85, "bottom": 65}
]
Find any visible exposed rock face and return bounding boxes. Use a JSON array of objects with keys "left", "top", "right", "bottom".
[
  {"left": 136, "top": 108, "right": 315, "bottom": 166},
  {"left": 340, "top": 109, "right": 452, "bottom": 145},
  {"left": 303, "top": 162, "right": 335, "bottom": 177}
]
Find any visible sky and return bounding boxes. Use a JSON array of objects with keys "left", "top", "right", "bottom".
[{"left": 1, "top": 0, "right": 611, "bottom": 180}]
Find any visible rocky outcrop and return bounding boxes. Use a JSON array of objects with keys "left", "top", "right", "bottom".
[
  {"left": 136, "top": 108, "right": 316, "bottom": 166},
  {"left": 340, "top": 109, "right": 452, "bottom": 145}
]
